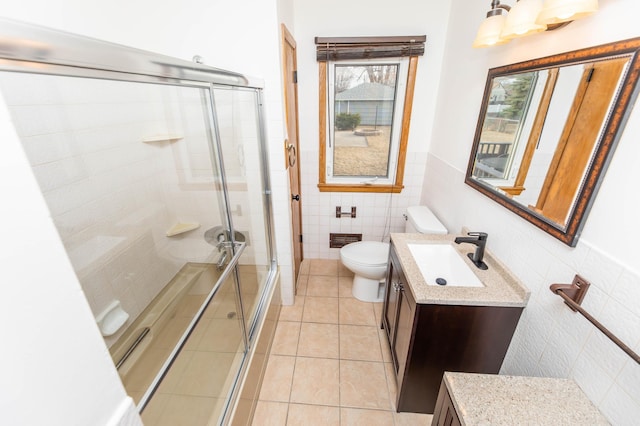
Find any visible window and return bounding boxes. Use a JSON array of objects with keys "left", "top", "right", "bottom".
[
  {"left": 316, "top": 36, "right": 425, "bottom": 193},
  {"left": 327, "top": 60, "right": 407, "bottom": 184}
]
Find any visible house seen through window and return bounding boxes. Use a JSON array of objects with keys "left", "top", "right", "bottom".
[{"left": 330, "top": 62, "right": 405, "bottom": 180}]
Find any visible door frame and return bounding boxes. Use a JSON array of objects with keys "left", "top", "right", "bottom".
[{"left": 281, "top": 23, "right": 304, "bottom": 286}]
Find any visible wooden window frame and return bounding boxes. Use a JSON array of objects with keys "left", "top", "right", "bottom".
[
  {"left": 315, "top": 35, "right": 425, "bottom": 193},
  {"left": 318, "top": 55, "right": 419, "bottom": 193}
]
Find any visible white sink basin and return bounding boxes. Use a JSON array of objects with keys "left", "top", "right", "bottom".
[{"left": 407, "top": 243, "right": 484, "bottom": 287}]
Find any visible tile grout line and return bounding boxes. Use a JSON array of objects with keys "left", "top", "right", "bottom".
[
  {"left": 336, "top": 264, "right": 343, "bottom": 424},
  {"left": 275, "top": 259, "right": 417, "bottom": 424},
  {"left": 286, "top": 274, "right": 306, "bottom": 423}
]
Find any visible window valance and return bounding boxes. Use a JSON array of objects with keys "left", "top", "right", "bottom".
[{"left": 315, "top": 35, "right": 426, "bottom": 62}]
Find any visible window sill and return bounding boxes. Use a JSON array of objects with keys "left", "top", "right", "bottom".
[{"left": 318, "top": 183, "right": 404, "bottom": 193}]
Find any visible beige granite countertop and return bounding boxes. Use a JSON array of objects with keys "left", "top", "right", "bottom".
[
  {"left": 441, "top": 372, "right": 609, "bottom": 425},
  {"left": 390, "top": 233, "right": 529, "bottom": 306}
]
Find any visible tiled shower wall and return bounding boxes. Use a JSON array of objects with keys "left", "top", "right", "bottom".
[
  {"left": 299, "top": 151, "right": 427, "bottom": 259},
  {"left": 0, "top": 73, "right": 225, "bottom": 346}
]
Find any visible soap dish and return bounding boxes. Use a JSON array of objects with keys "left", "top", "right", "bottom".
[
  {"left": 96, "top": 300, "right": 129, "bottom": 337},
  {"left": 166, "top": 222, "right": 200, "bottom": 237}
]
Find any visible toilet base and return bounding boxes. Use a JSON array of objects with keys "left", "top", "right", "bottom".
[{"left": 352, "top": 275, "right": 385, "bottom": 303}]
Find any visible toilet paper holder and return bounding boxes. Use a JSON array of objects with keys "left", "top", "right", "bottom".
[{"left": 336, "top": 206, "right": 356, "bottom": 218}]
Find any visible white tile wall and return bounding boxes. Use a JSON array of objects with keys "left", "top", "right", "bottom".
[{"left": 299, "top": 151, "right": 428, "bottom": 260}]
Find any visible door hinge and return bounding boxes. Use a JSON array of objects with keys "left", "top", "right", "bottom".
[
  {"left": 299, "top": 234, "right": 303, "bottom": 243},
  {"left": 293, "top": 70, "right": 298, "bottom": 84}
]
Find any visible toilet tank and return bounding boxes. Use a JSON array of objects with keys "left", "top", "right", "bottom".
[{"left": 405, "top": 206, "right": 448, "bottom": 234}]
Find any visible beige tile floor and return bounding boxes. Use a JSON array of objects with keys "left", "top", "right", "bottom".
[{"left": 253, "top": 259, "right": 433, "bottom": 426}]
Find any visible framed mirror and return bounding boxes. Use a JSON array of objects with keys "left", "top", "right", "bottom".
[{"left": 465, "top": 38, "right": 640, "bottom": 246}]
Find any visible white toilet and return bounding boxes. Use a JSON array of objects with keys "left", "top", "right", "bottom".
[{"left": 340, "top": 205, "right": 448, "bottom": 302}]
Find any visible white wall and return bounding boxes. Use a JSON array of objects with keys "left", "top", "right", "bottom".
[
  {"left": 424, "top": 0, "right": 640, "bottom": 423},
  {"left": 292, "top": 0, "right": 453, "bottom": 260},
  {"left": 0, "top": 88, "right": 140, "bottom": 425},
  {"left": 0, "top": 0, "right": 291, "bottom": 424}
]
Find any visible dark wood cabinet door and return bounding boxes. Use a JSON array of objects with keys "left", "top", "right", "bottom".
[
  {"left": 383, "top": 250, "right": 401, "bottom": 371},
  {"left": 433, "top": 381, "right": 462, "bottom": 426},
  {"left": 394, "top": 283, "right": 413, "bottom": 390}
]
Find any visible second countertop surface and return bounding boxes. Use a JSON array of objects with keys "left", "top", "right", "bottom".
[
  {"left": 390, "top": 233, "right": 529, "bottom": 307},
  {"left": 440, "top": 372, "right": 609, "bottom": 425}
]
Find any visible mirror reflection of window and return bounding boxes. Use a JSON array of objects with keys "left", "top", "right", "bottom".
[
  {"left": 474, "top": 72, "right": 538, "bottom": 180},
  {"left": 475, "top": 60, "right": 628, "bottom": 227}
]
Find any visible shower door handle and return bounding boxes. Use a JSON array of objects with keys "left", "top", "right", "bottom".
[{"left": 292, "top": 194, "right": 300, "bottom": 201}]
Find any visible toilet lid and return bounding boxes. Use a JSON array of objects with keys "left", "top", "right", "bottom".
[
  {"left": 341, "top": 241, "right": 390, "bottom": 266},
  {"left": 406, "top": 206, "right": 447, "bottom": 234}
]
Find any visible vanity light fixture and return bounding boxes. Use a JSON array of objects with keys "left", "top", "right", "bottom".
[
  {"left": 472, "top": 0, "right": 511, "bottom": 48},
  {"left": 501, "top": 0, "right": 547, "bottom": 40},
  {"left": 473, "top": 0, "right": 598, "bottom": 48},
  {"left": 537, "top": 0, "right": 598, "bottom": 25}
]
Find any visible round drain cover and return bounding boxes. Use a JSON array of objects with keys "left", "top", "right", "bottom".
[{"left": 436, "top": 278, "right": 447, "bottom": 286}]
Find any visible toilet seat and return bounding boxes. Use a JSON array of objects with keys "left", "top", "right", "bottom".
[{"left": 340, "top": 241, "right": 389, "bottom": 267}]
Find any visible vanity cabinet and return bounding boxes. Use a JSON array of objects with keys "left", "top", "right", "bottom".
[
  {"left": 382, "top": 243, "right": 524, "bottom": 414},
  {"left": 432, "top": 380, "right": 461, "bottom": 426}
]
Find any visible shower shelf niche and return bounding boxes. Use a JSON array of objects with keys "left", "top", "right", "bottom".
[
  {"left": 142, "top": 134, "right": 183, "bottom": 143},
  {"left": 166, "top": 222, "right": 200, "bottom": 237}
]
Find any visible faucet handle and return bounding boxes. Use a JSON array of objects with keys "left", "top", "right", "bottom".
[{"left": 467, "top": 231, "right": 488, "bottom": 239}]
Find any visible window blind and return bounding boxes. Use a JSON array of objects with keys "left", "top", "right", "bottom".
[{"left": 315, "top": 35, "right": 426, "bottom": 62}]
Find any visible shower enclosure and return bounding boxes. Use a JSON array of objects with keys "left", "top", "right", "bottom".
[{"left": 0, "top": 20, "right": 277, "bottom": 424}]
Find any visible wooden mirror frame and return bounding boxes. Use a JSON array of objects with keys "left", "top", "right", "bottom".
[{"left": 465, "top": 38, "right": 640, "bottom": 246}]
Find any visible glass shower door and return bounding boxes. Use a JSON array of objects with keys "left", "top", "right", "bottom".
[
  {"left": 212, "top": 87, "right": 274, "bottom": 336},
  {"left": 0, "top": 71, "right": 250, "bottom": 422}
]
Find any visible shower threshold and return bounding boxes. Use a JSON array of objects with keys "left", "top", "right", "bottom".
[{"left": 110, "top": 262, "right": 259, "bottom": 422}]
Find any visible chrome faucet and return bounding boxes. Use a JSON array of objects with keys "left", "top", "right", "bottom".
[
  {"left": 216, "top": 250, "right": 229, "bottom": 270},
  {"left": 454, "top": 232, "right": 488, "bottom": 270},
  {"left": 216, "top": 232, "right": 227, "bottom": 252}
]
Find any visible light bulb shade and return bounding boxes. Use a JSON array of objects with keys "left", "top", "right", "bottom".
[
  {"left": 501, "top": 0, "right": 547, "bottom": 39},
  {"left": 537, "top": 0, "right": 598, "bottom": 25},
  {"left": 473, "top": 13, "right": 510, "bottom": 48}
]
